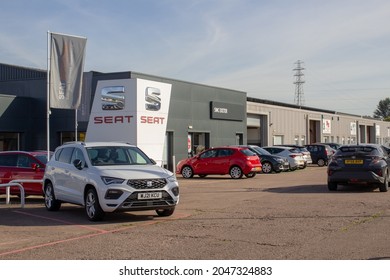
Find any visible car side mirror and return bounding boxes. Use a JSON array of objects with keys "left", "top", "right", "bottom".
[
  {"left": 73, "top": 159, "right": 84, "bottom": 170},
  {"left": 31, "top": 163, "right": 40, "bottom": 171},
  {"left": 150, "top": 158, "right": 157, "bottom": 165}
]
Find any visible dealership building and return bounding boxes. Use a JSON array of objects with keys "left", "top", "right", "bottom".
[{"left": 1, "top": 63, "right": 389, "bottom": 170}]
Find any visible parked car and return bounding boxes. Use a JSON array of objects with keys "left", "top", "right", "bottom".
[
  {"left": 245, "top": 145, "right": 290, "bottom": 173},
  {"left": 176, "top": 146, "right": 262, "bottom": 179},
  {"left": 327, "top": 144, "right": 390, "bottom": 192},
  {"left": 305, "top": 144, "right": 334, "bottom": 167},
  {"left": 275, "top": 145, "right": 312, "bottom": 167},
  {"left": 0, "top": 151, "right": 50, "bottom": 196},
  {"left": 262, "top": 146, "right": 306, "bottom": 170},
  {"left": 43, "top": 142, "right": 179, "bottom": 221},
  {"left": 315, "top": 142, "right": 341, "bottom": 150}
]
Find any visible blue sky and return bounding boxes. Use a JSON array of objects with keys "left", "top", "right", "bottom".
[{"left": 1, "top": 0, "right": 390, "bottom": 116}]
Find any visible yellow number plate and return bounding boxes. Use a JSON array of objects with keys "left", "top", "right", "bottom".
[{"left": 345, "top": 159, "right": 363, "bottom": 164}]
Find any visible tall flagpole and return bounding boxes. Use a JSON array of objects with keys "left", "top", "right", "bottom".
[
  {"left": 75, "top": 109, "right": 78, "bottom": 141},
  {"left": 47, "top": 31, "right": 51, "bottom": 159}
]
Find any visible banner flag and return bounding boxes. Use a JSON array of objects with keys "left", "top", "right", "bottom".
[{"left": 49, "top": 33, "right": 87, "bottom": 109}]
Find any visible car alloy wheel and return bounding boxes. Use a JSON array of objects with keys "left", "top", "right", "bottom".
[
  {"left": 317, "top": 158, "right": 326, "bottom": 167},
  {"left": 230, "top": 166, "right": 243, "bottom": 179},
  {"left": 181, "top": 166, "right": 194, "bottom": 178},
  {"left": 262, "top": 162, "right": 273, "bottom": 174},
  {"left": 44, "top": 182, "right": 61, "bottom": 211},
  {"left": 85, "top": 188, "right": 105, "bottom": 221}
]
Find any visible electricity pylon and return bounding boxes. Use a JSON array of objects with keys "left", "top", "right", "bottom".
[{"left": 293, "top": 60, "right": 305, "bottom": 106}]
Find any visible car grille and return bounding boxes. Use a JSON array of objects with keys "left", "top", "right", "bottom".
[
  {"left": 120, "top": 190, "right": 176, "bottom": 209},
  {"left": 127, "top": 178, "right": 167, "bottom": 189}
]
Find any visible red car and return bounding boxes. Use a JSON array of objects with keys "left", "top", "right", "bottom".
[
  {"left": 0, "top": 151, "right": 49, "bottom": 196},
  {"left": 176, "top": 146, "right": 262, "bottom": 179}
]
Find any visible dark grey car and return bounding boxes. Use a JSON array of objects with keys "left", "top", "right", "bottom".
[
  {"left": 327, "top": 144, "right": 390, "bottom": 192},
  {"left": 247, "top": 145, "right": 290, "bottom": 173}
]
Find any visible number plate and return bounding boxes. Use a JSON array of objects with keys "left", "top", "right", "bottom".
[
  {"left": 138, "top": 192, "right": 162, "bottom": 200},
  {"left": 345, "top": 159, "right": 363, "bottom": 164}
]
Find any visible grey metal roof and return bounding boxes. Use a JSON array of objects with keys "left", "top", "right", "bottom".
[{"left": 0, "top": 63, "right": 46, "bottom": 81}]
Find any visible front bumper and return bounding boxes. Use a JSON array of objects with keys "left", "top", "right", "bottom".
[
  {"left": 99, "top": 180, "right": 179, "bottom": 213},
  {"left": 274, "top": 162, "right": 290, "bottom": 172}
]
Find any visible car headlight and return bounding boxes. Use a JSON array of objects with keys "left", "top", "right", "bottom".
[
  {"left": 101, "top": 176, "right": 126, "bottom": 185},
  {"left": 166, "top": 174, "right": 177, "bottom": 183}
]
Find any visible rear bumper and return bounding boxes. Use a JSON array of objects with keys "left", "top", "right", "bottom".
[
  {"left": 328, "top": 171, "right": 384, "bottom": 184},
  {"left": 250, "top": 166, "right": 262, "bottom": 173}
]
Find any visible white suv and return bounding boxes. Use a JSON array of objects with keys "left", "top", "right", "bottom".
[{"left": 43, "top": 142, "right": 179, "bottom": 221}]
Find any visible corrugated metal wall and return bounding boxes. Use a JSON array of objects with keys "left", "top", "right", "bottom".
[
  {"left": 0, "top": 63, "right": 46, "bottom": 81},
  {"left": 247, "top": 99, "right": 390, "bottom": 146}
]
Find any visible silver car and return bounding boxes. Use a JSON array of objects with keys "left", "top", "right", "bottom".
[
  {"left": 262, "top": 146, "right": 306, "bottom": 171},
  {"left": 43, "top": 142, "right": 179, "bottom": 221}
]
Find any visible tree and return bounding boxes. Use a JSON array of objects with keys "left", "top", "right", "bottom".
[{"left": 374, "top": 98, "right": 390, "bottom": 119}]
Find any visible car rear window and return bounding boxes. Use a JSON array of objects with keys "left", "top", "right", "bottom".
[{"left": 337, "top": 146, "right": 379, "bottom": 156}]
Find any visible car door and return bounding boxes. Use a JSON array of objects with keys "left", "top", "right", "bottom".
[
  {"left": 193, "top": 149, "right": 218, "bottom": 174},
  {"left": 380, "top": 146, "right": 390, "bottom": 170},
  {"left": 51, "top": 147, "right": 75, "bottom": 202},
  {"left": 0, "top": 154, "right": 17, "bottom": 193},
  {"left": 64, "top": 147, "right": 89, "bottom": 204},
  {"left": 214, "top": 148, "right": 233, "bottom": 174},
  {"left": 14, "top": 154, "right": 45, "bottom": 195}
]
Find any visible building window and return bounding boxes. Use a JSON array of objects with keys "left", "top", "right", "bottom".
[
  {"left": 273, "top": 135, "right": 283, "bottom": 145},
  {"left": 60, "top": 132, "right": 86, "bottom": 144},
  {"left": 0, "top": 133, "right": 19, "bottom": 151},
  {"left": 294, "top": 135, "right": 299, "bottom": 145}
]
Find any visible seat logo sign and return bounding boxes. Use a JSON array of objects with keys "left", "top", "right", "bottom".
[
  {"left": 145, "top": 87, "right": 161, "bottom": 111},
  {"left": 101, "top": 86, "right": 125, "bottom": 110}
]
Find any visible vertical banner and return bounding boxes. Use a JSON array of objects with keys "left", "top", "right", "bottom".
[
  {"left": 50, "top": 32, "right": 87, "bottom": 109},
  {"left": 322, "top": 119, "right": 331, "bottom": 134}
]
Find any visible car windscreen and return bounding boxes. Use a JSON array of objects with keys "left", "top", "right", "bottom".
[
  {"left": 87, "top": 146, "right": 153, "bottom": 166},
  {"left": 251, "top": 146, "right": 271, "bottom": 155},
  {"left": 35, "top": 155, "right": 48, "bottom": 164}
]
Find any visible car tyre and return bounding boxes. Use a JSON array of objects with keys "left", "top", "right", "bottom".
[
  {"left": 317, "top": 158, "right": 326, "bottom": 167},
  {"left": 230, "top": 166, "right": 243, "bottom": 179},
  {"left": 156, "top": 208, "right": 175, "bottom": 217},
  {"left": 245, "top": 172, "right": 256, "bottom": 178},
  {"left": 262, "top": 162, "right": 273, "bottom": 174},
  {"left": 181, "top": 166, "right": 194, "bottom": 178},
  {"left": 328, "top": 182, "right": 338, "bottom": 191},
  {"left": 379, "top": 170, "right": 389, "bottom": 192},
  {"left": 85, "top": 188, "right": 105, "bottom": 221},
  {"left": 44, "top": 181, "right": 61, "bottom": 211},
  {"left": 289, "top": 165, "right": 297, "bottom": 171}
]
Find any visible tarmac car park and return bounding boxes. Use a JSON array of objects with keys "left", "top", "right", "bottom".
[{"left": 3, "top": 163, "right": 390, "bottom": 260}]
